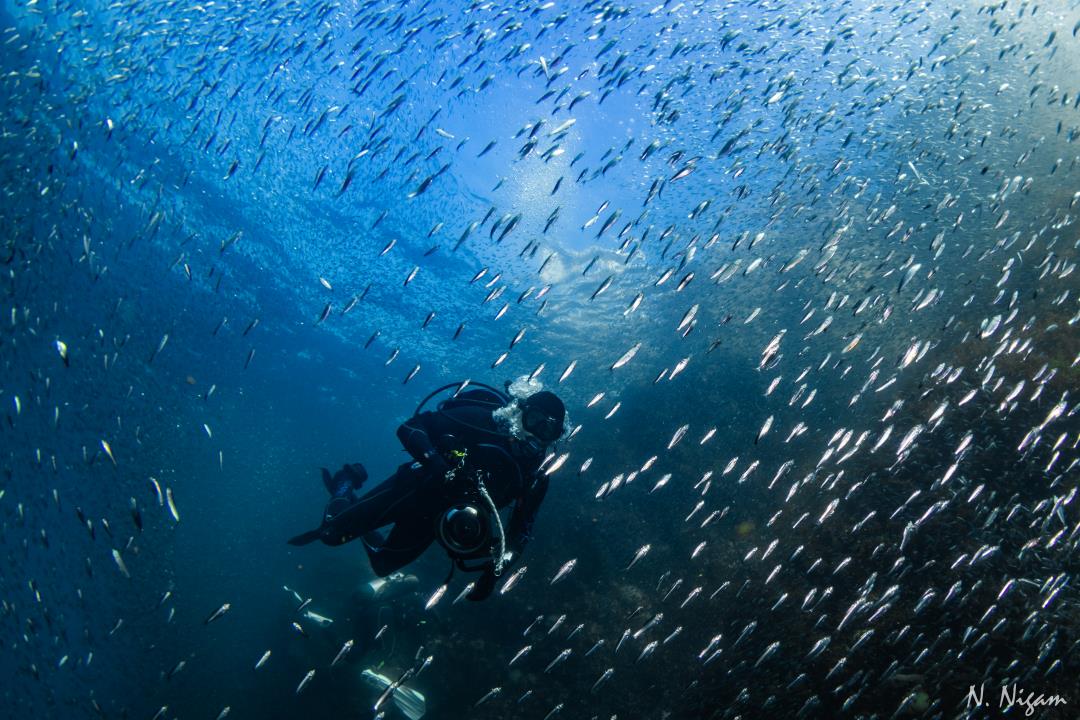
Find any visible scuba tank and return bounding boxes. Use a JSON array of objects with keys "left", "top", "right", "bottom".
[
  {"left": 412, "top": 380, "right": 510, "bottom": 418},
  {"left": 410, "top": 380, "right": 516, "bottom": 457}
]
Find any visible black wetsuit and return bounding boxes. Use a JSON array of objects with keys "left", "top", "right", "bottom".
[{"left": 290, "top": 388, "right": 549, "bottom": 601}]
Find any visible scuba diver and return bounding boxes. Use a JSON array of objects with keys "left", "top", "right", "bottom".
[{"left": 288, "top": 378, "right": 568, "bottom": 602}]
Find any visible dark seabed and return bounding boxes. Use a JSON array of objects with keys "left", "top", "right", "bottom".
[{"left": 1, "top": 0, "right": 1079, "bottom": 718}]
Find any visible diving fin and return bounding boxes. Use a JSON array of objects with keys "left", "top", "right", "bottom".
[
  {"left": 362, "top": 668, "right": 426, "bottom": 720},
  {"left": 287, "top": 528, "right": 323, "bottom": 546},
  {"left": 323, "top": 464, "right": 369, "bottom": 497},
  {"left": 344, "top": 462, "right": 369, "bottom": 488}
]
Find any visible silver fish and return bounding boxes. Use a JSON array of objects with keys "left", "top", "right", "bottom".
[
  {"left": 331, "top": 640, "right": 353, "bottom": 667},
  {"left": 296, "top": 669, "right": 315, "bottom": 694},
  {"left": 204, "top": 603, "right": 231, "bottom": 625},
  {"left": 550, "top": 559, "right": 577, "bottom": 585},
  {"left": 625, "top": 544, "right": 651, "bottom": 571}
]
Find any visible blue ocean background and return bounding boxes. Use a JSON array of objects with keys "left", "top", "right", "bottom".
[{"left": 2, "top": 0, "right": 1079, "bottom": 718}]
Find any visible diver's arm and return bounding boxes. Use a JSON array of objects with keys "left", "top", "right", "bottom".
[
  {"left": 506, "top": 473, "right": 549, "bottom": 557},
  {"left": 467, "top": 477, "right": 547, "bottom": 602},
  {"left": 396, "top": 413, "right": 450, "bottom": 475},
  {"left": 466, "top": 566, "right": 498, "bottom": 601},
  {"left": 465, "top": 472, "right": 547, "bottom": 602}
]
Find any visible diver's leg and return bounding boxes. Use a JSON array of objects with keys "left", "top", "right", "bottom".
[
  {"left": 289, "top": 466, "right": 418, "bottom": 547},
  {"left": 320, "top": 475, "right": 419, "bottom": 546},
  {"left": 364, "top": 513, "right": 437, "bottom": 577}
]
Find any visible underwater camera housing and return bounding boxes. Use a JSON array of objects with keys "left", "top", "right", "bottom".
[{"left": 436, "top": 502, "right": 493, "bottom": 560}]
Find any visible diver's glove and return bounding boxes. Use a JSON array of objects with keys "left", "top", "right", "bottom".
[
  {"left": 466, "top": 566, "right": 498, "bottom": 602},
  {"left": 421, "top": 449, "right": 452, "bottom": 480}
]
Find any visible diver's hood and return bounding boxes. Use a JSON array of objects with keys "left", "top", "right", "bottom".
[{"left": 494, "top": 375, "right": 572, "bottom": 444}]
